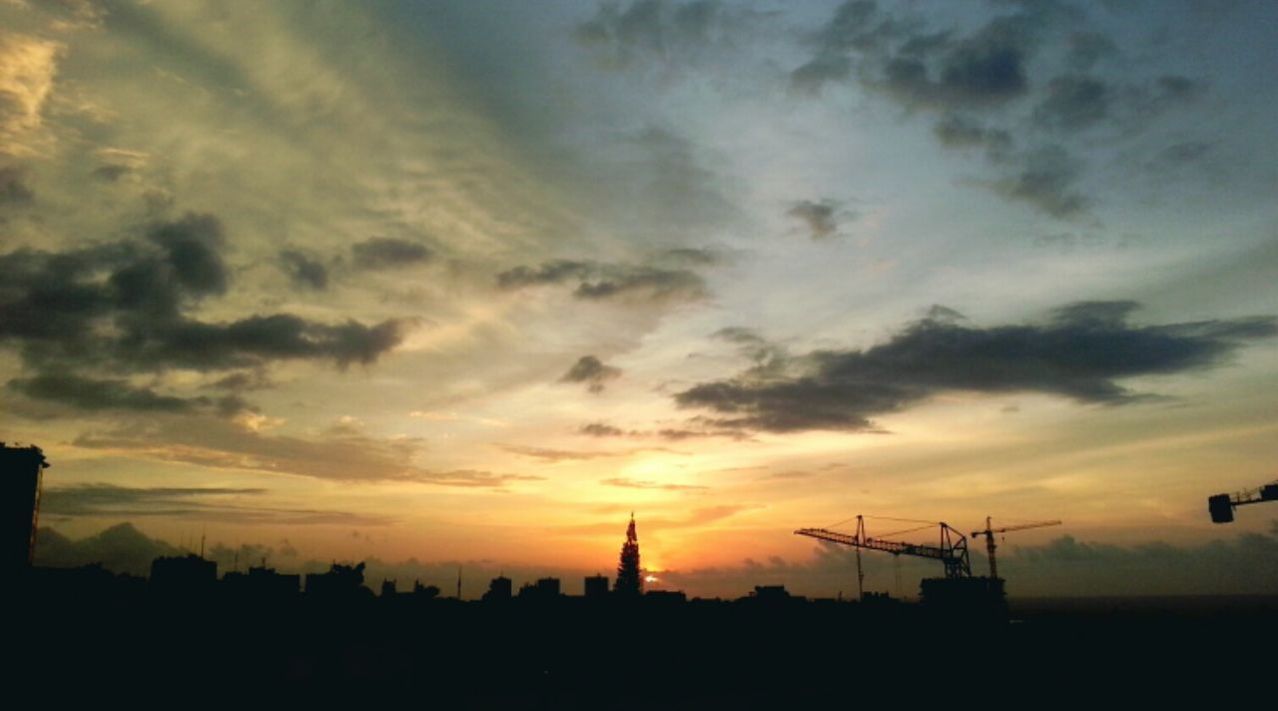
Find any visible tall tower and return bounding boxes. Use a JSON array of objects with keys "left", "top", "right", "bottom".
[
  {"left": 1, "top": 443, "right": 48, "bottom": 571},
  {"left": 614, "top": 512, "right": 642, "bottom": 597}
]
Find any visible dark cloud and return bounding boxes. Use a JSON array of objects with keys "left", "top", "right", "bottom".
[
  {"left": 117, "top": 314, "right": 409, "bottom": 371},
  {"left": 601, "top": 477, "right": 707, "bottom": 491},
  {"left": 209, "top": 370, "right": 272, "bottom": 392},
  {"left": 1144, "top": 140, "right": 1215, "bottom": 174},
  {"left": 576, "top": 0, "right": 723, "bottom": 64},
  {"left": 675, "top": 301, "right": 1276, "bottom": 433},
  {"left": 497, "top": 257, "right": 708, "bottom": 303},
  {"left": 786, "top": 200, "right": 843, "bottom": 240},
  {"left": 91, "top": 164, "right": 132, "bottom": 182},
  {"left": 40, "top": 484, "right": 266, "bottom": 516},
  {"left": 351, "top": 237, "right": 432, "bottom": 270},
  {"left": 658, "top": 247, "right": 721, "bottom": 266},
  {"left": 1034, "top": 74, "right": 1111, "bottom": 130},
  {"left": 40, "top": 483, "right": 395, "bottom": 528},
  {"left": 8, "top": 373, "right": 199, "bottom": 413},
  {"left": 987, "top": 144, "right": 1089, "bottom": 219},
  {"left": 145, "top": 212, "right": 229, "bottom": 297},
  {"left": 278, "top": 249, "right": 328, "bottom": 290},
  {"left": 560, "top": 355, "right": 622, "bottom": 393},
  {"left": 0, "top": 213, "right": 408, "bottom": 374},
  {"left": 0, "top": 165, "right": 34, "bottom": 205},
  {"left": 1065, "top": 31, "right": 1116, "bottom": 71},
  {"left": 577, "top": 421, "right": 748, "bottom": 442},
  {"left": 932, "top": 113, "right": 1013, "bottom": 156},
  {"left": 791, "top": 3, "right": 1209, "bottom": 218},
  {"left": 580, "top": 422, "right": 626, "bottom": 437},
  {"left": 795, "top": 2, "right": 1038, "bottom": 108}
]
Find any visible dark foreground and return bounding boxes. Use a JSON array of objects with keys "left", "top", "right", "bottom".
[{"left": 14, "top": 572, "right": 1276, "bottom": 707}]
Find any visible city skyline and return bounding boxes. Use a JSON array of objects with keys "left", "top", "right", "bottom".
[{"left": 2, "top": 1, "right": 1276, "bottom": 599}]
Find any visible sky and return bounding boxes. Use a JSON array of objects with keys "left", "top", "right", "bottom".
[{"left": 2, "top": 0, "right": 1276, "bottom": 598}]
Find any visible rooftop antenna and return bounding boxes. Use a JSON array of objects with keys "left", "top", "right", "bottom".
[
  {"left": 456, "top": 566, "right": 462, "bottom": 600},
  {"left": 199, "top": 528, "right": 206, "bottom": 559}
]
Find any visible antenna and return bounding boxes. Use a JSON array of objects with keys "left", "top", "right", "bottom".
[
  {"left": 456, "top": 566, "right": 462, "bottom": 600},
  {"left": 199, "top": 528, "right": 206, "bottom": 559}
]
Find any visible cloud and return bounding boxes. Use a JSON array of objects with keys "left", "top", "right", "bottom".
[
  {"left": 502, "top": 444, "right": 621, "bottom": 462},
  {"left": 932, "top": 113, "right": 1013, "bottom": 156},
  {"left": 600, "top": 477, "right": 707, "bottom": 492},
  {"left": 497, "top": 258, "right": 708, "bottom": 303},
  {"left": 1033, "top": 74, "right": 1111, "bottom": 131},
  {"left": 0, "top": 32, "right": 62, "bottom": 154},
  {"left": 790, "top": 3, "right": 1211, "bottom": 218},
  {"left": 278, "top": 249, "right": 329, "bottom": 290},
  {"left": 985, "top": 144, "right": 1089, "bottom": 219},
  {"left": 9, "top": 372, "right": 203, "bottom": 413},
  {"left": 0, "top": 164, "right": 34, "bottom": 204},
  {"left": 657, "top": 247, "right": 721, "bottom": 266},
  {"left": 72, "top": 418, "right": 543, "bottom": 487},
  {"left": 786, "top": 200, "right": 844, "bottom": 240},
  {"left": 674, "top": 301, "right": 1276, "bottom": 433},
  {"left": 575, "top": 0, "right": 725, "bottom": 66},
  {"left": 577, "top": 421, "right": 748, "bottom": 442},
  {"left": 40, "top": 483, "right": 396, "bottom": 528},
  {"left": 0, "top": 213, "right": 409, "bottom": 372},
  {"left": 41, "top": 484, "right": 262, "bottom": 515},
  {"left": 351, "top": 237, "right": 432, "bottom": 270},
  {"left": 1065, "top": 31, "right": 1116, "bottom": 72},
  {"left": 793, "top": 2, "right": 1039, "bottom": 107},
  {"left": 560, "top": 355, "right": 622, "bottom": 393},
  {"left": 580, "top": 422, "right": 626, "bottom": 437}
]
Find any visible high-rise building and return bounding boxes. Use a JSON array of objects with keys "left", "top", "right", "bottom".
[{"left": 1, "top": 443, "right": 48, "bottom": 571}]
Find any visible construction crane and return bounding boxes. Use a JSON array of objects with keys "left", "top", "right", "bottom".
[
  {"left": 795, "top": 515, "right": 972, "bottom": 587},
  {"left": 970, "top": 517, "right": 1061, "bottom": 579},
  {"left": 1208, "top": 480, "right": 1278, "bottom": 523}
]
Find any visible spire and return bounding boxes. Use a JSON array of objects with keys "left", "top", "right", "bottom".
[{"left": 614, "top": 512, "right": 642, "bottom": 597}]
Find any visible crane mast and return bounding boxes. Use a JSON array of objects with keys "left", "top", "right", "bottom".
[{"left": 970, "top": 517, "right": 1062, "bottom": 579}]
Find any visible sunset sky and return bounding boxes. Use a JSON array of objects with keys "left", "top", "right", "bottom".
[{"left": 3, "top": 0, "right": 1276, "bottom": 598}]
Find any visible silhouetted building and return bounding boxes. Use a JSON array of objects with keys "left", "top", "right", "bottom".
[
  {"left": 483, "top": 575, "right": 512, "bottom": 602},
  {"left": 919, "top": 576, "right": 1006, "bottom": 619},
  {"left": 413, "top": 580, "right": 440, "bottom": 599},
  {"left": 305, "top": 562, "right": 367, "bottom": 598},
  {"left": 381, "top": 579, "right": 397, "bottom": 597},
  {"left": 518, "top": 577, "right": 561, "bottom": 600},
  {"left": 223, "top": 565, "right": 299, "bottom": 599},
  {"left": 584, "top": 574, "right": 610, "bottom": 598},
  {"left": 150, "top": 554, "right": 217, "bottom": 594},
  {"left": 1, "top": 443, "right": 48, "bottom": 570},
  {"left": 644, "top": 590, "right": 686, "bottom": 604},
  {"left": 614, "top": 513, "right": 642, "bottom": 597},
  {"left": 749, "top": 585, "right": 793, "bottom": 602}
]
